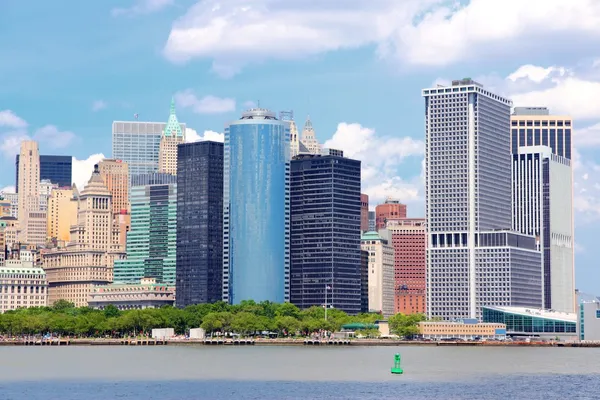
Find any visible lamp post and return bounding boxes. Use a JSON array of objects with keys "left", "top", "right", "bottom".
[{"left": 325, "top": 284, "right": 331, "bottom": 321}]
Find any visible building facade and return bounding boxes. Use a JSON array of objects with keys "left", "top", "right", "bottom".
[
  {"left": 360, "top": 193, "right": 369, "bottom": 232},
  {"left": 483, "top": 305, "right": 577, "bottom": 339},
  {"left": 512, "top": 146, "right": 574, "bottom": 313},
  {"left": 0, "top": 192, "right": 18, "bottom": 218},
  {"left": 42, "top": 165, "right": 125, "bottom": 306},
  {"left": 300, "top": 116, "right": 322, "bottom": 154},
  {"left": 112, "top": 120, "right": 185, "bottom": 185},
  {"left": 361, "top": 231, "right": 395, "bottom": 317},
  {"left": 386, "top": 218, "right": 426, "bottom": 315},
  {"left": 158, "top": 99, "right": 185, "bottom": 175},
  {"left": 375, "top": 198, "right": 407, "bottom": 230},
  {"left": 130, "top": 173, "right": 177, "bottom": 187},
  {"left": 423, "top": 78, "right": 542, "bottom": 320},
  {"left": 47, "top": 187, "right": 78, "bottom": 243},
  {"left": 17, "top": 141, "right": 40, "bottom": 226},
  {"left": 290, "top": 151, "right": 362, "bottom": 314},
  {"left": 0, "top": 251, "right": 48, "bottom": 313},
  {"left": 176, "top": 141, "right": 224, "bottom": 307},
  {"left": 98, "top": 159, "right": 129, "bottom": 215},
  {"left": 223, "top": 108, "right": 290, "bottom": 304},
  {"left": 368, "top": 211, "right": 375, "bottom": 232},
  {"left": 16, "top": 155, "right": 72, "bottom": 193},
  {"left": 418, "top": 320, "right": 507, "bottom": 340},
  {"left": 114, "top": 183, "right": 177, "bottom": 285},
  {"left": 89, "top": 278, "right": 175, "bottom": 310},
  {"left": 579, "top": 300, "right": 600, "bottom": 341},
  {"left": 360, "top": 249, "right": 369, "bottom": 313},
  {"left": 511, "top": 107, "right": 574, "bottom": 313}
]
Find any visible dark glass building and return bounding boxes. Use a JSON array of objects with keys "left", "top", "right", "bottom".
[
  {"left": 131, "top": 172, "right": 177, "bottom": 187},
  {"left": 290, "top": 150, "right": 362, "bottom": 315},
  {"left": 15, "top": 155, "right": 72, "bottom": 191},
  {"left": 361, "top": 250, "right": 369, "bottom": 313},
  {"left": 175, "top": 141, "right": 224, "bottom": 307}
]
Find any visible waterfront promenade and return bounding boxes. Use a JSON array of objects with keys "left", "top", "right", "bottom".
[{"left": 1, "top": 337, "right": 599, "bottom": 347}]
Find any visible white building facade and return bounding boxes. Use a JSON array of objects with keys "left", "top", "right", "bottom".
[{"left": 361, "top": 231, "right": 395, "bottom": 317}]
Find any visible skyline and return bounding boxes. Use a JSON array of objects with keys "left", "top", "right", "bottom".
[{"left": 1, "top": 0, "right": 600, "bottom": 294}]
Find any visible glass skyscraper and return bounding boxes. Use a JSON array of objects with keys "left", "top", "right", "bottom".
[
  {"left": 290, "top": 151, "right": 362, "bottom": 314},
  {"left": 176, "top": 141, "right": 224, "bottom": 307},
  {"left": 223, "top": 108, "right": 290, "bottom": 304},
  {"left": 15, "top": 155, "right": 72, "bottom": 192},
  {"left": 112, "top": 120, "right": 186, "bottom": 184},
  {"left": 424, "top": 78, "right": 542, "bottom": 320},
  {"left": 114, "top": 183, "right": 177, "bottom": 284}
]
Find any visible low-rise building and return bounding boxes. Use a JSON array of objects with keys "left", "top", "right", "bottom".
[
  {"left": 418, "top": 320, "right": 507, "bottom": 340},
  {"left": 0, "top": 250, "right": 48, "bottom": 313},
  {"left": 579, "top": 300, "right": 600, "bottom": 341},
  {"left": 482, "top": 305, "right": 577, "bottom": 340},
  {"left": 88, "top": 277, "right": 175, "bottom": 310}
]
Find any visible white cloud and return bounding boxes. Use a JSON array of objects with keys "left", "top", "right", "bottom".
[
  {"left": 185, "top": 128, "right": 224, "bottom": 143},
  {"left": 574, "top": 124, "right": 600, "bottom": 148},
  {"left": 33, "top": 125, "right": 76, "bottom": 148},
  {"left": 243, "top": 100, "right": 257, "bottom": 109},
  {"left": 324, "top": 122, "right": 424, "bottom": 208},
  {"left": 175, "top": 90, "right": 236, "bottom": 114},
  {"left": 0, "top": 131, "right": 30, "bottom": 157},
  {"left": 92, "top": 100, "right": 107, "bottom": 111},
  {"left": 507, "top": 65, "right": 569, "bottom": 84},
  {"left": 0, "top": 185, "right": 15, "bottom": 194},
  {"left": 112, "top": 0, "right": 173, "bottom": 16},
  {"left": 0, "top": 110, "right": 28, "bottom": 128},
  {"left": 163, "top": 0, "right": 600, "bottom": 76},
  {"left": 72, "top": 154, "right": 106, "bottom": 191}
]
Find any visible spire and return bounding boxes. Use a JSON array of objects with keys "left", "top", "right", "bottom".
[{"left": 163, "top": 97, "right": 183, "bottom": 138}]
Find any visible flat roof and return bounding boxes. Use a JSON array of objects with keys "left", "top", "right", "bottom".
[{"left": 483, "top": 306, "right": 577, "bottom": 323}]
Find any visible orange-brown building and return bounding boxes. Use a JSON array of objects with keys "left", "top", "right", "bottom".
[
  {"left": 386, "top": 218, "right": 426, "bottom": 315},
  {"left": 375, "top": 198, "right": 407, "bottom": 230},
  {"left": 360, "top": 193, "right": 369, "bottom": 232}
]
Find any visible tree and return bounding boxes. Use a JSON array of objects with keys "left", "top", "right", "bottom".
[
  {"left": 103, "top": 305, "right": 120, "bottom": 319},
  {"left": 52, "top": 300, "right": 75, "bottom": 312},
  {"left": 388, "top": 313, "right": 426, "bottom": 337}
]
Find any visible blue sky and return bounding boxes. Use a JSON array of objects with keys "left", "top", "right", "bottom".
[{"left": 1, "top": 0, "right": 600, "bottom": 294}]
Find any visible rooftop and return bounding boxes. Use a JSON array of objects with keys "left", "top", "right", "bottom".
[
  {"left": 361, "top": 231, "right": 383, "bottom": 241},
  {"left": 483, "top": 306, "right": 577, "bottom": 323}
]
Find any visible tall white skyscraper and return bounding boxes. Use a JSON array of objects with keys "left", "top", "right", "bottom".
[
  {"left": 511, "top": 108, "right": 574, "bottom": 313},
  {"left": 424, "top": 78, "right": 543, "bottom": 320}
]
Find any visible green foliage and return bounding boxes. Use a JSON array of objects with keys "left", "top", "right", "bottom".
[
  {"left": 0, "top": 300, "right": 424, "bottom": 339},
  {"left": 388, "top": 313, "right": 426, "bottom": 337}
]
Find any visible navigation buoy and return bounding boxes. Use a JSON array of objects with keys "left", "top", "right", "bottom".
[{"left": 391, "top": 353, "right": 403, "bottom": 374}]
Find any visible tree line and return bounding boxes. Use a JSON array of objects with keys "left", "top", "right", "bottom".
[{"left": 0, "top": 300, "right": 425, "bottom": 338}]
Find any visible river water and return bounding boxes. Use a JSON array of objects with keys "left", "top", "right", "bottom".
[{"left": 0, "top": 345, "right": 598, "bottom": 399}]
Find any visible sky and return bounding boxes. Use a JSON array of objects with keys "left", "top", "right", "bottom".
[{"left": 1, "top": 0, "right": 599, "bottom": 294}]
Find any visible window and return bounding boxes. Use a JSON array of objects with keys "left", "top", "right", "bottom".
[{"left": 596, "top": 309, "right": 600, "bottom": 319}]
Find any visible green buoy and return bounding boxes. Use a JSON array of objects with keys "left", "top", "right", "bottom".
[{"left": 391, "top": 353, "right": 403, "bottom": 374}]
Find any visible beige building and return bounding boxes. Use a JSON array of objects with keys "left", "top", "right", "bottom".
[
  {"left": 0, "top": 192, "right": 18, "bottom": 218},
  {"left": 361, "top": 231, "right": 395, "bottom": 317},
  {"left": 418, "top": 321, "right": 507, "bottom": 340},
  {"left": 23, "top": 210, "right": 47, "bottom": 247},
  {"left": 89, "top": 278, "right": 175, "bottom": 310},
  {"left": 158, "top": 99, "right": 185, "bottom": 175},
  {"left": 47, "top": 186, "right": 78, "bottom": 243},
  {"left": 42, "top": 164, "right": 125, "bottom": 307},
  {"left": 300, "top": 116, "right": 322, "bottom": 155},
  {"left": 0, "top": 197, "right": 11, "bottom": 217},
  {"left": 17, "top": 141, "right": 40, "bottom": 224},
  {"left": 0, "top": 249, "right": 48, "bottom": 313},
  {"left": 98, "top": 159, "right": 129, "bottom": 215},
  {"left": 0, "top": 217, "right": 19, "bottom": 249}
]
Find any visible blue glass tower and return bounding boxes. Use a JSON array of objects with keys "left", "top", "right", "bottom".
[{"left": 223, "top": 108, "right": 290, "bottom": 304}]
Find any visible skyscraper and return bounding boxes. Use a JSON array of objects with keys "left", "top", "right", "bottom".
[
  {"left": 176, "top": 141, "right": 224, "bottom": 307},
  {"left": 360, "top": 193, "right": 369, "bottom": 232},
  {"left": 290, "top": 150, "right": 362, "bottom": 314},
  {"left": 15, "top": 155, "right": 72, "bottom": 193},
  {"left": 300, "top": 116, "right": 322, "bottom": 154},
  {"left": 47, "top": 187, "right": 78, "bottom": 243},
  {"left": 375, "top": 198, "right": 407, "bottom": 230},
  {"left": 112, "top": 118, "right": 186, "bottom": 184},
  {"left": 42, "top": 165, "right": 125, "bottom": 306},
  {"left": 98, "top": 159, "right": 129, "bottom": 215},
  {"left": 114, "top": 183, "right": 177, "bottom": 284},
  {"left": 424, "top": 78, "right": 542, "bottom": 320},
  {"left": 223, "top": 108, "right": 290, "bottom": 304},
  {"left": 17, "top": 141, "right": 40, "bottom": 224},
  {"left": 158, "top": 99, "right": 185, "bottom": 175},
  {"left": 511, "top": 108, "right": 574, "bottom": 313}
]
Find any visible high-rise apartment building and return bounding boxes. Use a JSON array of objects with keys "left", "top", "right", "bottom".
[
  {"left": 17, "top": 141, "right": 40, "bottom": 224},
  {"left": 15, "top": 155, "right": 72, "bottom": 193},
  {"left": 375, "top": 198, "right": 407, "bottom": 230},
  {"left": 290, "top": 151, "right": 362, "bottom": 314},
  {"left": 98, "top": 159, "right": 129, "bottom": 215},
  {"left": 510, "top": 108, "right": 574, "bottom": 313},
  {"left": 42, "top": 165, "right": 125, "bottom": 306},
  {"left": 360, "top": 193, "right": 369, "bottom": 232},
  {"left": 176, "top": 141, "right": 224, "bottom": 307},
  {"left": 361, "top": 231, "right": 395, "bottom": 317},
  {"left": 223, "top": 108, "right": 290, "bottom": 304},
  {"left": 114, "top": 183, "right": 177, "bottom": 284},
  {"left": 158, "top": 99, "right": 185, "bottom": 175},
  {"left": 112, "top": 119, "right": 186, "bottom": 184},
  {"left": 47, "top": 187, "right": 78, "bottom": 243},
  {"left": 424, "top": 78, "right": 542, "bottom": 320},
  {"left": 386, "top": 218, "right": 426, "bottom": 315}
]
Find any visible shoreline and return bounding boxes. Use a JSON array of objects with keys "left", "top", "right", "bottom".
[{"left": 1, "top": 338, "right": 599, "bottom": 347}]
